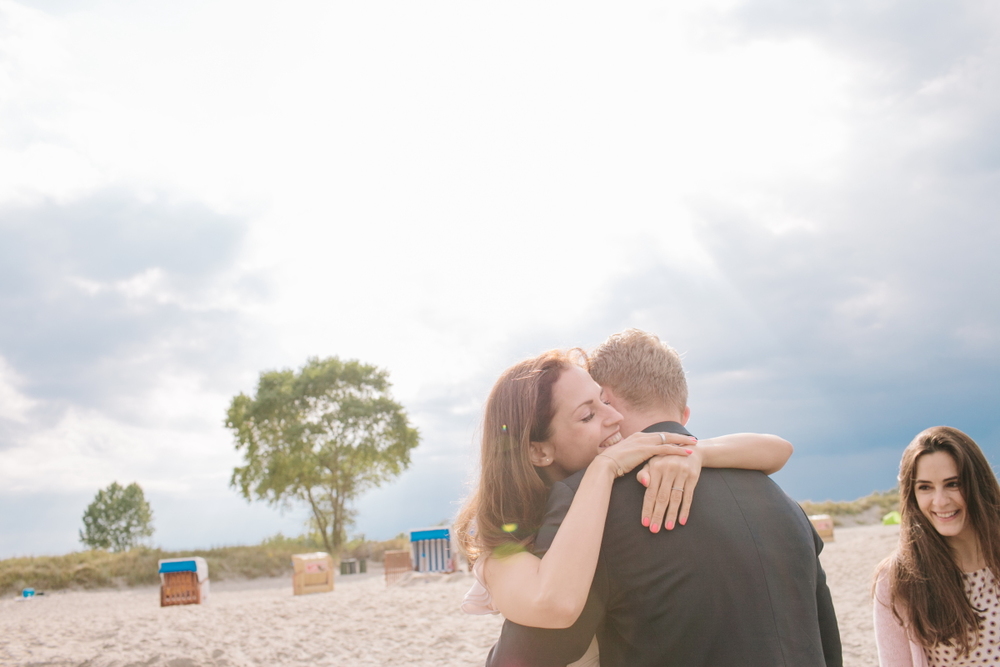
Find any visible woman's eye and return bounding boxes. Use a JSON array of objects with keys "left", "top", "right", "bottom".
[
  {"left": 582, "top": 412, "right": 595, "bottom": 423},
  {"left": 602, "top": 399, "right": 611, "bottom": 406}
]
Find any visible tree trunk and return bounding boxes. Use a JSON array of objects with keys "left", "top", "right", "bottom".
[{"left": 306, "top": 488, "right": 334, "bottom": 555}]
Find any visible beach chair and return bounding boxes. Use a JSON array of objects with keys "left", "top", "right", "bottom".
[
  {"left": 410, "top": 527, "right": 454, "bottom": 573},
  {"left": 383, "top": 549, "right": 413, "bottom": 585},
  {"left": 808, "top": 514, "right": 835, "bottom": 542},
  {"left": 291, "top": 552, "right": 334, "bottom": 595},
  {"left": 158, "top": 557, "right": 209, "bottom": 607}
]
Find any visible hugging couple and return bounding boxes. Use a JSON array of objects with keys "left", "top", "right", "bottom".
[{"left": 455, "top": 329, "right": 842, "bottom": 667}]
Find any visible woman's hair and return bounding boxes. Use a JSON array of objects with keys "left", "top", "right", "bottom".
[
  {"left": 877, "top": 426, "right": 1000, "bottom": 655},
  {"left": 454, "top": 350, "right": 578, "bottom": 563}
]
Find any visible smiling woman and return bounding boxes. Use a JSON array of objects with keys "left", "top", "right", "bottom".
[{"left": 874, "top": 426, "right": 1000, "bottom": 666}]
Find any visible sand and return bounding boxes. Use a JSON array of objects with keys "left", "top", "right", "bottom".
[{"left": 1, "top": 524, "right": 900, "bottom": 667}]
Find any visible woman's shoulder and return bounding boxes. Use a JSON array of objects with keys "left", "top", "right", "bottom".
[
  {"left": 873, "top": 551, "right": 901, "bottom": 603},
  {"left": 875, "top": 551, "right": 901, "bottom": 578}
]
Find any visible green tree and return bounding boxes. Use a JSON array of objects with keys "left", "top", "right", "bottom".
[
  {"left": 79, "top": 481, "right": 155, "bottom": 551},
  {"left": 226, "top": 357, "right": 420, "bottom": 553}
]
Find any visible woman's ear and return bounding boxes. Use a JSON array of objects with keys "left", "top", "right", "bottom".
[{"left": 529, "top": 441, "right": 555, "bottom": 468}]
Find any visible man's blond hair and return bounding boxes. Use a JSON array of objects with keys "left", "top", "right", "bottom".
[{"left": 588, "top": 329, "right": 688, "bottom": 414}]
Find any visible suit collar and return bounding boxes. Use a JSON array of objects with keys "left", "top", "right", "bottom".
[{"left": 641, "top": 421, "right": 694, "bottom": 438}]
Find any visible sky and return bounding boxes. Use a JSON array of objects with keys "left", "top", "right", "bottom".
[{"left": 1, "top": 0, "right": 999, "bottom": 559}]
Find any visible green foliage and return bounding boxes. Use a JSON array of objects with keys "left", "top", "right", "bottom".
[
  {"left": 340, "top": 533, "right": 408, "bottom": 561},
  {"left": 799, "top": 488, "right": 900, "bottom": 525},
  {"left": 226, "top": 356, "right": 420, "bottom": 553},
  {"left": 79, "top": 482, "right": 155, "bottom": 552}
]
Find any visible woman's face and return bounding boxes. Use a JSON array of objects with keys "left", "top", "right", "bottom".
[
  {"left": 914, "top": 451, "right": 973, "bottom": 543},
  {"left": 540, "top": 365, "right": 624, "bottom": 481}
]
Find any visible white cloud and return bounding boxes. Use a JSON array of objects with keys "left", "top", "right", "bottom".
[{"left": 0, "top": 355, "right": 35, "bottom": 423}]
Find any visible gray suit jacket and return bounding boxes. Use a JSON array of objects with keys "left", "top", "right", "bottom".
[{"left": 485, "top": 421, "right": 842, "bottom": 667}]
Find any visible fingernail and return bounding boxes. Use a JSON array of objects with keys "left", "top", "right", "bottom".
[
  {"left": 650, "top": 523, "right": 660, "bottom": 533},
  {"left": 642, "top": 517, "right": 650, "bottom": 527},
  {"left": 641, "top": 477, "right": 648, "bottom": 487},
  {"left": 684, "top": 449, "right": 693, "bottom": 454},
  {"left": 666, "top": 521, "right": 674, "bottom": 531},
  {"left": 680, "top": 517, "right": 687, "bottom": 526}
]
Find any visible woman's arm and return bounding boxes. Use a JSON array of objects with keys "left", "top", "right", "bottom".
[
  {"left": 693, "top": 433, "right": 793, "bottom": 475},
  {"left": 483, "top": 432, "right": 696, "bottom": 629},
  {"left": 637, "top": 433, "right": 793, "bottom": 532}
]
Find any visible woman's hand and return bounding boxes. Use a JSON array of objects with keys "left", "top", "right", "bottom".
[
  {"left": 596, "top": 431, "right": 697, "bottom": 479},
  {"left": 634, "top": 432, "right": 793, "bottom": 532},
  {"left": 636, "top": 447, "right": 703, "bottom": 532}
]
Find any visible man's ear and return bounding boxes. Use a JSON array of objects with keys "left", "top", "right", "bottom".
[
  {"left": 681, "top": 406, "right": 691, "bottom": 426},
  {"left": 528, "top": 440, "right": 555, "bottom": 468}
]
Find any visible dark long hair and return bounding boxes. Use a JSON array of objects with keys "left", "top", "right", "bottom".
[
  {"left": 454, "top": 350, "right": 578, "bottom": 563},
  {"left": 876, "top": 426, "right": 1000, "bottom": 655}
]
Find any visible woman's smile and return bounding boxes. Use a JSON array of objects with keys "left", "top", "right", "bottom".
[{"left": 600, "top": 432, "right": 623, "bottom": 449}]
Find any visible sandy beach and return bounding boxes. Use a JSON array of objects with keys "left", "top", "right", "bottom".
[{"left": 2, "top": 524, "right": 900, "bottom": 667}]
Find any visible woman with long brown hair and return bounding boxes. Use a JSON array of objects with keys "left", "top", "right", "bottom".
[
  {"left": 454, "top": 348, "right": 792, "bottom": 661},
  {"left": 874, "top": 426, "right": 1000, "bottom": 666}
]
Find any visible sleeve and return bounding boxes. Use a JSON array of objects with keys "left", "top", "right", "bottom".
[
  {"left": 461, "top": 556, "right": 500, "bottom": 615},
  {"left": 873, "top": 567, "right": 919, "bottom": 667},
  {"left": 812, "top": 530, "right": 843, "bottom": 667},
  {"left": 533, "top": 480, "right": 575, "bottom": 557},
  {"left": 484, "top": 563, "right": 607, "bottom": 667}
]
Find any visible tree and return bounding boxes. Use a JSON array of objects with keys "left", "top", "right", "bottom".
[
  {"left": 226, "top": 357, "right": 420, "bottom": 553},
  {"left": 79, "top": 481, "right": 155, "bottom": 551}
]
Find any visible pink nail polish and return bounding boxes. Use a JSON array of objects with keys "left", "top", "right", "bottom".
[
  {"left": 680, "top": 517, "right": 687, "bottom": 526},
  {"left": 684, "top": 449, "right": 693, "bottom": 454},
  {"left": 666, "top": 521, "right": 674, "bottom": 531},
  {"left": 642, "top": 517, "right": 650, "bottom": 527},
  {"left": 641, "top": 478, "right": 649, "bottom": 487},
  {"left": 650, "top": 523, "right": 660, "bottom": 533}
]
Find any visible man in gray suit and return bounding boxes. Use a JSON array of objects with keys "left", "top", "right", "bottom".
[{"left": 485, "top": 329, "right": 842, "bottom": 667}]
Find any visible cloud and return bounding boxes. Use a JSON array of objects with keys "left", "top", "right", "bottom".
[
  {"left": 0, "top": 191, "right": 260, "bottom": 418},
  {"left": 0, "top": 191, "right": 275, "bottom": 555},
  {"left": 726, "top": 0, "right": 998, "bottom": 91}
]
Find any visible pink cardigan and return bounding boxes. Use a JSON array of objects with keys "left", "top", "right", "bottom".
[{"left": 873, "top": 568, "right": 930, "bottom": 667}]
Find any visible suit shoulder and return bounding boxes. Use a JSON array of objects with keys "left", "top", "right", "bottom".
[{"left": 560, "top": 468, "right": 587, "bottom": 493}]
